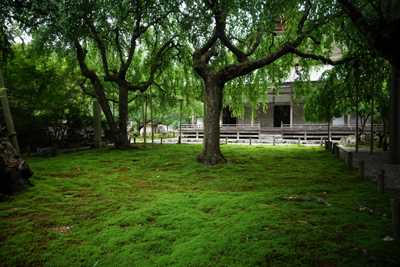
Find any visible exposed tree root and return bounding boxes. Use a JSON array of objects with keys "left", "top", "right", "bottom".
[{"left": 195, "top": 151, "right": 227, "bottom": 167}]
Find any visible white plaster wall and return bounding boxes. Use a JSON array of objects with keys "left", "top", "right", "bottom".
[{"left": 333, "top": 115, "right": 345, "bottom": 125}]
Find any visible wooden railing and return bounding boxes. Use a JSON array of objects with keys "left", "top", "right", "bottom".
[{"left": 179, "top": 124, "right": 260, "bottom": 130}]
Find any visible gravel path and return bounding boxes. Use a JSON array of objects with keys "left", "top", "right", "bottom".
[{"left": 337, "top": 145, "right": 400, "bottom": 193}]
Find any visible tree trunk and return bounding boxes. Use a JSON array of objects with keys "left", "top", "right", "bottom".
[
  {"left": 195, "top": 81, "right": 227, "bottom": 166},
  {"left": 113, "top": 86, "right": 130, "bottom": 149},
  {"left": 389, "top": 66, "right": 400, "bottom": 163}
]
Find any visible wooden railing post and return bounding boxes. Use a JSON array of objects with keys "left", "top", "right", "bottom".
[
  {"left": 392, "top": 199, "right": 400, "bottom": 241},
  {"left": 358, "top": 160, "right": 364, "bottom": 179},
  {"left": 273, "top": 137, "right": 276, "bottom": 146},
  {"left": 332, "top": 143, "right": 337, "bottom": 154},
  {"left": 335, "top": 144, "right": 340, "bottom": 157},
  {"left": 347, "top": 152, "right": 353, "bottom": 169},
  {"left": 378, "top": 169, "right": 384, "bottom": 193}
]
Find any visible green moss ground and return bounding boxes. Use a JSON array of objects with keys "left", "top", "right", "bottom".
[{"left": 1, "top": 144, "right": 399, "bottom": 266}]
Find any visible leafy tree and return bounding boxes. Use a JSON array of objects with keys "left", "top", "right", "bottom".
[
  {"left": 295, "top": 56, "right": 389, "bottom": 120},
  {"left": 1, "top": 44, "right": 91, "bottom": 149},
  {"left": 181, "top": 0, "right": 347, "bottom": 166},
  {"left": 290, "top": 0, "right": 399, "bottom": 160},
  {"left": 5, "top": 0, "right": 186, "bottom": 149},
  {"left": 334, "top": 0, "right": 400, "bottom": 162}
]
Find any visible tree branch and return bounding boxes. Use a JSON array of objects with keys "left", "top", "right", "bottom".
[
  {"left": 244, "top": 28, "right": 265, "bottom": 57},
  {"left": 84, "top": 14, "right": 111, "bottom": 78},
  {"left": 115, "top": 26, "right": 125, "bottom": 66},
  {"left": 291, "top": 48, "right": 359, "bottom": 65},
  {"left": 79, "top": 79, "right": 96, "bottom": 98}
]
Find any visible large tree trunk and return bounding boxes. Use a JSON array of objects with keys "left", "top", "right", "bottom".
[
  {"left": 389, "top": 66, "right": 400, "bottom": 163},
  {"left": 195, "top": 80, "right": 227, "bottom": 166},
  {"left": 113, "top": 86, "right": 130, "bottom": 149}
]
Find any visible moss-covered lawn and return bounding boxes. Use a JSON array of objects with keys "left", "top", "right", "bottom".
[{"left": 1, "top": 144, "right": 399, "bottom": 266}]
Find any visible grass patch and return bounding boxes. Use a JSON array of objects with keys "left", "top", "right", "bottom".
[
  {"left": 1, "top": 144, "right": 399, "bottom": 266},
  {"left": 345, "top": 140, "right": 387, "bottom": 152}
]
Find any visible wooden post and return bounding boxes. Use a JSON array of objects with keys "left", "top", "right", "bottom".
[
  {"left": 226, "top": 136, "right": 228, "bottom": 144},
  {"left": 320, "top": 137, "right": 323, "bottom": 146},
  {"left": 0, "top": 67, "right": 20, "bottom": 156},
  {"left": 150, "top": 86, "right": 154, "bottom": 146},
  {"left": 328, "top": 120, "right": 331, "bottom": 141},
  {"left": 304, "top": 131, "right": 307, "bottom": 141},
  {"left": 298, "top": 138, "right": 301, "bottom": 145},
  {"left": 378, "top": 169, "right": 384, "bottom": 193},
  {"left": 250, "top": 138, "right": 252, "bottom": 145},
  {"left": 203, "top": 84, "right": 207, "bottom": 145},
  {"left": 290, "top": 95, "right": 293, "bottom": 128},
  {"left": 389, "top": 66, "right": 400, "bottom": 163},
  {"left": 391, "top": 199, "right": 400, "bottom": 241},
  {"left": 93, "top": 101, "right": 102, "bottom": 149},
  {"left": 347, "top": 152, "right": 353, "bottom": 169},
  {"left": 273, "top": 137, "right": 275, "bottom": 146},
  {"left": 332, "top": 143, "right": 336, "bottom": 154},
  {"left": 358, "top": 160, "right": 364, "bottom": 179},
  {"left": 335, "top": 144, "right": 340, "bottom": 157},
  {"left": 356, "top": 73, "right": 359, "bottom": 153},
  {"left": 179, "top": 99, "right": 183, "bottom": 144},
  {"left": 142, "top": 93, "right": 146, "bottom": 146},
  {"left": 370, "top": 58, "right": 375, "bottom": 154}
]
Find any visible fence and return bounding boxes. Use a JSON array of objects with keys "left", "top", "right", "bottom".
[{"left": 325, "top": 140, "right": 399, "bottom": 241}]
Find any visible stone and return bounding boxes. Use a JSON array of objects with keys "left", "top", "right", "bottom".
[
  {"left": 37, "top": 147, "right": 57, "bottom": 157},
  {"left": 157, "top": 125, "right": 168, "bottom": 135},
  {"left": 340, "top": 137, "right": 346, "bottom": 145},
  {"left": 0, "top": 134, "right": 33, "bottom": 195},
  {"left": 345, "top": 137, "right": 356, "bottom": 145}
]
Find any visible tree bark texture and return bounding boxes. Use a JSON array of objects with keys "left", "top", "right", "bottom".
[
  {"left": 0, "top": 133, "right": 33, "bottom": 195},
  {"left": 389, "top": 66, "right": 400, "bottom": 163},
  {"left": 195, "top": 80, "right": 227, "bottom": 166}
]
